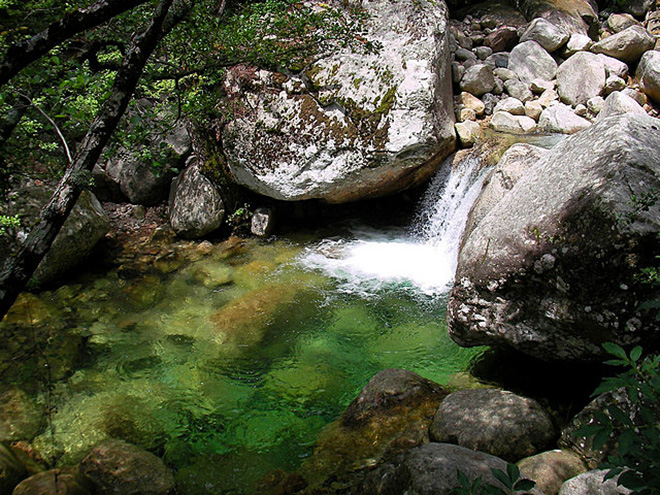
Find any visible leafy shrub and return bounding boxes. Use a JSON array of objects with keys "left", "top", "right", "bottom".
[
  {"left": 452, "top": 463, "right": 536, "bottom": 495},
  {"left": 577, "top": 343, "right": 660, "bottom": 494}
]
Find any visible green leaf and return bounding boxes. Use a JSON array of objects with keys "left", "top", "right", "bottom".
[
  {"left": 513, "top": 479, "right": 536, "bottom": 492},
  {"left": 608, "top": 405, "right": 633, "bottom": 426},
  {"left": 491, "top": 468, "right": 513, "bottom": 489},
  {"left": 630, "top": 346, "right": 643, "bottom": 362},
  {"left": 507, "top": 463, "right": 520, "bottom": 482},
  {"left": 593, "top": 428, "right": 612, "bottom": 449},
  {"left": 603, "top": 342, "right": 628, "bottom": 361},
  {"left": 618, "top": 428, "right": 636, "bottom": 456}
]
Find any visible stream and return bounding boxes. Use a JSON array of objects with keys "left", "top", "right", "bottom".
[{"left": 1, "top": 154, "right": 490, "bottom": 494}]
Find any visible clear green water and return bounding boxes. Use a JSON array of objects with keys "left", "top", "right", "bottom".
[{"left": 1, "top": 232, "right": 483, "bottom": 494}]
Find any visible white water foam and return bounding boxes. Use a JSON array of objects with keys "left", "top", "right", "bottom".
[{"left": 298, "top": 156, "right": 490, "bottom": 296}]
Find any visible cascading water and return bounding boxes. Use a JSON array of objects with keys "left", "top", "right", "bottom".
[{"left": 299, "top": 154, "right": 491, "bottom": 296}]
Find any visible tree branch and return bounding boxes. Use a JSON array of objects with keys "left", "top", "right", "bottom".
[
  {"left": 0, "top": 0, "right": 152, "bottom": 87},
  {"left": 0, "top": 0, "right": 191, "bottom": 319}
]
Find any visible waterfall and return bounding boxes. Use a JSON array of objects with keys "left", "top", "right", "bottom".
[{"left": 298, "top": 154, "right": 490, "bottom": 296}]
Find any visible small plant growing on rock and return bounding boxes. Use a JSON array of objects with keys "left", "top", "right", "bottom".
[
  {"left": 453, "top": 463, "right": 536, "bottom": 495},
  {"left": 577, "top": 343, "right": 660, "bottom": 494}
]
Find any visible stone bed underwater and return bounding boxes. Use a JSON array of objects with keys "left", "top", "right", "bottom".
[{"left": 0, "top": 158, "right": 490, "bottom": 494}]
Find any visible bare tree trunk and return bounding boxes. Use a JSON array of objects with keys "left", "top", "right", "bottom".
[
  {"left": 0, "top": 0, "right": 181, "bottom": 319},
  {"left": 0, "top": 0, "right": 152, "bottom": 87}
]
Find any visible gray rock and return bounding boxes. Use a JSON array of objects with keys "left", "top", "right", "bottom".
[
  {"left": 622, "top": 87, "right": 648, "bottom": 105},
  {"left": 557, "top": 52, "right": 606, "bottom": 106},
  {"left": 509, "top": 40, "right": 558, "bottom": 84},
  {"left": 538, "top": 88, "right": 559, "bottom": 107},
  {"left": 455, "top": 120, "right": 482, "bottom": 147},
  {"left": 516, "top": 0, "right": 598, "bottom": 37},
  {"left": 490, "top": 111, "right": 537, "bottom": 133},
  {"left": 221, "top": 0, "right": 455, "bottom": 203},
  {"left": 80, "top": 440, "right": 175, "bottom": 495},
  {"left": 448, "top": 114, "right": 660, "bottom": 361},
  {"left": 452, "top": 61, "right": 465, "bottom": 84},
  {"left": 494, "top": 97, "right": 526, "bottom": 115},
  {"left": 474, "top": 46, "right": 493, "bottom": 60},
  {"left": 530, "top": 78, "right": 555, "bottom": 94},
  {"left": 559, "top": 470, "right": 632, "bottom": 495},
  {"left": 607, "top": 13, "right": 640, "bottom": 33},
  {"left": 587, "top": 96, "right": 606, "bottom": 114},
  {"left": 361, "top": 443, "right": 514, "bottom": 495},
  {"left": 519, "top": 450, "right": 587, "bottom": 495},
  {"left": 250, "top": 207, "right": 275, "bottom": 236},
  {"left": 596, "top": 91, "right": 647, "bottom": 120},
  {"left": 623, "top": 0, "right": 654, "bottom": 18},
  {"left": 493, "top": 68, "right": 517, "bottom": 81},
  {"left": 35, "top": 190, "right": 109, "bottom": 284},
  {"left": 520, "top": 18, "right": 570, "bottom": 52},
  {"left": 598, "top": 54, "right": 629, "bottom": 79},
  {"left": 456, "top": 47, "right": 477, "bottom": 61},
  {"left": 482, "top": 93, "right": 499, "bottom": 115},
  {"left": 430, "top": 389, "right": 556, "bottom": 462},
  {"left": 604, "top": 75, "right": 626, "bottom": 94},
  {"left": 590, "top": 25, "right": 655, "bottom": 64},
  {"left": 465, "top": 143, "right": 548, "bottom": 237},
  {"left": 563, "top": 33, "right": 593, "bottom": 56},
  {"left": 504, "top": 78, "right": 534, "bottom": 102},
  {"left": 169, "top": 159, "right": 225, "bottom": 239},
  {"left": 538, "top": 104, "right": 592, "bottom": 133},
  {"left": 636, "top": 49, "right": 660, "bottom": 103},
  {"left": 492, "top": 77, "right": 504, "bottom": 95},
  {"left": 460, "top": 64, "right": 496, "bottom": 96},
  {"left": 574, "top": 103, "right": 588, "bottom": 117}
]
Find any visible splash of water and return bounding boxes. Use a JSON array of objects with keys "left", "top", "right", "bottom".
[{"left": 299, "top": 155, "right": 490, "bottom": 296}]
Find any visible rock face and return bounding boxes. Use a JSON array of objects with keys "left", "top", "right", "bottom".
[
  {"left": 556, "top": 52, "right": 606, "bottom": 106},
  {"left": 637, "top": 50, "right": 660, "bottom": 103},
  {"left": 361, "top": 443, "right": 513, "bottom": 495},
  {"left": 448, "top": 114, "right": 660, "bottom": 361},
  {"left": 221, "top": 0, "right": 456, "bottom": 204},
  {"left": 93, "top": 121, "right": 191, "bottom": 205},
  {"left": 79, "top": 440, "right": 175, "bottom": 495},
  {"left": 168, "top": 159, "right": 225, "bottom": 239},
  {"left": 429, "top": 389, "right": 556, "bottom": 462}
]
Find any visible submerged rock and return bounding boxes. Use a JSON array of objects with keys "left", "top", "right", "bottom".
[
  {"left": 12, "top": 467, "right": 93, "bottom": 495},
  {"left": 79, "top": 440, "right": 175, "bottom": 495},
  {"left": 429, "top": 389, "right": 556, "bottom": 462},
  {"left": 448, "top": 114, "right": 660, "bottom": 361},
  {"left": 0, "top": 389, "right": 41, "bottom": 442},
  {"left": 220, "top": 0, "right": 455, "bottom": 203},
  {"left": 298, "top": 369, "right": 447, "bottom": 490}
]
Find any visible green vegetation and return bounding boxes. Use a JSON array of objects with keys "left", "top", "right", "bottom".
[
  {"left": 577, "top": 343, "right": 660, "bottom": 494},
  {"left": 452, "top": 463, "right": 536, "bottom": 495},
  {"left": 0, "top": 214, "right": 20, "bottom": 236}
]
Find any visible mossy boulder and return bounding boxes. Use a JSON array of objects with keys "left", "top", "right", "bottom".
[{"left": 220, "top": 0, "right": 456, "bottom": 204}]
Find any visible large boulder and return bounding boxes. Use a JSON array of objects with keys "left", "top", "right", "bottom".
[
  {"left": 595, "top": 91, "right": 646, "bottom": 120},
  {"left": 508, "top": 41, "right": 558, "bottom": 84},
  {"left": 636, "top": 50, "right": 660, "bottom": 104},
  {"left": 556, "top": 52, "right": 606, "bottom": 106},
  {"left": 12, "top": 468, "right": 93, "bottom": 495},
  {"left": 559, "top": 470, "right": 632, "bottom": 495},
  {"left": 518, "top": 450, "right": 587, "bottom": 495},
  {"left": 448, "top": 114, "right": 660, "bottom": 361},
  {"left": 520, "top": 18, "right": 570, "bottom": 53},
  {"left": 537, "top": 104, "right": 591, "bottom": 134},
  {"left": 517, "top": 0, "right": 598, "bottom": 36},
  {"left": 429, "top": 389, "right": 556, "bottom": 462},
  {"left": 220, "top": 0, "right": 455, "bottom": 204},
  {"left": 590, "top": 26, "right": 655, "bottom": 64},
  {"left": 168, "top": 158, "right": 225, "bottom": 239},
  {"left": 1, "top": 182, "right": 110, "bottom": 285}
]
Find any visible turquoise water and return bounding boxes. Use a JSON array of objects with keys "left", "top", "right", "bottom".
[{"left": 1, "top": 229, "right": 484, "bottom": 494}]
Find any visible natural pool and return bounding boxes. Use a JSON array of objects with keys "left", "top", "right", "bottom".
[{"left": 1, "top": 156, "right": 492, "bottom": 494}]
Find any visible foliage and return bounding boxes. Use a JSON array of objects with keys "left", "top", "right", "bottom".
[
  {"left": 576, "top": 343, "right": 660, "bottom": 494},
  {"left": 0, "top": 214, "right": 20, "bottom": 236},
  {"left": 226, "top": 202, "right": 252, "bottom": 231},
  {"left": 452, "top": 463, "right": 536, "bottom": 495}
]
